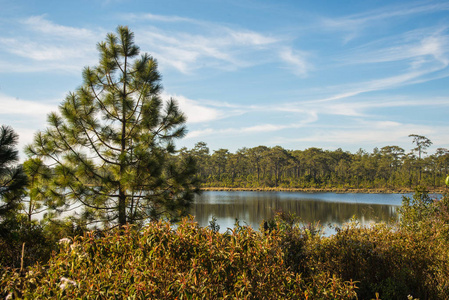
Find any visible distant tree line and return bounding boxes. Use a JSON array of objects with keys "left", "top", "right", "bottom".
[{"left": 181, "top": 135, "right": 449, "bottom": 190}]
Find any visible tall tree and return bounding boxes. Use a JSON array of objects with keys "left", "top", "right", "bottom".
[
  {"left": 267, "top": 146, "right": 290, "bottom": 187},
  {"left": 0, "top": 125, "right": 27, "bottom": 220},
  {"left": 302, "top": 147, "right": 328, "bottom": 184},
  {"left": 26, "top": 26, "right": 198, "bottom": 227},
  {"left": 409, "top": 134, "right": 432, "bottom": 183},
  {"left": 435, "top": 148, "right": 449, "bottom": 178},
  {"left": 409, "top": 134, "right": 432, "bottom": 160},
  {"left": 380, "top": 146, "right": 405, "bottom": 186},
  {"left": 248, "top": 146, "right": 269, "bottom": 184},
  {"left": 189, "top": 142, "right": 210, "bottom": 178},
  {"left": 211, "top": 149, "right": 229, "bottom": 180}
]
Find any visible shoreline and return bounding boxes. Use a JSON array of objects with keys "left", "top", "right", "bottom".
[{"left": 200, "top": 186, "right": 447, "bottom": 194}]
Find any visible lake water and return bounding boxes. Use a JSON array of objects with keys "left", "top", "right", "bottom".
[{"left": 190, "top": 191, "right": 409, "bottom": 234}]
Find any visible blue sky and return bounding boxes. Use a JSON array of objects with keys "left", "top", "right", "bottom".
[{"left": 1, "top": 0, "right": 448, "bottom": 159}]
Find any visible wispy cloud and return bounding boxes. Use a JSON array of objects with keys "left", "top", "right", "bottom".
[
  {"left": 306, "top": 62, "right": 448, "bottom": 105},
  {"left": 21, "top": 15, "right": 97, "bottom": 39},
  {"left": 321, "top": 1, "right": 449, "bottom": 41},
  {"left": 322, "top": 96, "right": 449, "bottom": 117},
  {"left": 186, "top": 110, "right": 318, "bottom": 139},
  {"left": 125, "top": 12, "right": 204, "bottom": 25},
  {"left": 127, "top": 12, "right": 279, "bottom": 47},
  {"left": 0, "top": 13, "right": 312, "bottom": 77},
  {"left": 121, "top": 12, "right": 315, "bottom": 75},
  {"left": 0, "top": 16, "right": 100, "bottom": 73},
  {"left": 135, "top": 25, "right": 279, "bottom": 73},
  {"left": 310, "top": 23, "right": 448, "bottom": 104},
  {"left": 0, "top": 37, "right": 89, "bottom": 62},
  {"left": 338, "top": 26, "right": 449, "bottom": 66},
  {"left": 186, "top": 123, "right": 298, "bottom": 139},
  {"left": 279, "top": 47, "right": 311, "bottom": 77}
]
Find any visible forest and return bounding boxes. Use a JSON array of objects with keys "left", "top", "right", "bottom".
[{"left": 181, "top": 136, "right": 449, "bottom": 191}]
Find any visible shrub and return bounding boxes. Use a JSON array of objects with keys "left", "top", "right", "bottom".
[
  {"left": 305, "top": 222, "right": 444, "bottom": 299},
  {"left": 267, "top": 205, "right": 449, "bottom": 300},
  {"left": 1, "top": 218, "right": 357, "bottom": 299}
]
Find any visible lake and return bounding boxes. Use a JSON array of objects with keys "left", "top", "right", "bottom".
[{"left": 189, "top": 191, "right": 409, "bottom": 234}]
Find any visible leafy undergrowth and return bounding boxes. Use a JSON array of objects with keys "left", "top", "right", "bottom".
[
  {"left": 1, "top": 218, "right": 356, "bottom": 299},
  {"left": 2, "top": 190, "right": 448, "bottom": 299},
  {"left": 304, "top": 223, "right": 449, "bottom": 299}
]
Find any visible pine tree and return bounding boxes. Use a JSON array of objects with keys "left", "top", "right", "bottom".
[
  {"left": 409, "top": 134, "right": 433, "bottom": 183},
  {"left": 0, "top": 125, "right": 27, "bottom": 219},
  {"left": 26, "top": 26, "right": 199, "bottom": 227}
]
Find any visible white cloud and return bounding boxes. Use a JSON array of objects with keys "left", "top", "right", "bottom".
[
  {"left": 338, "top": 27, "right": 449, "bottom": 67},
  {"left": 0, "top": 93, "right": 58, "bottom": 161},
  {"left": 323, "top": 96, "right": 449, "bottom": 117},
  {"left": 279, "top": 48, "right": 311, "bottom": 77},
  {"left": 137, "top": 30, "right": 237, "bottom": 73},
  {"left": 162, "top": 93, "right": 222, "bottom": 123},
  {"left": 126, "top": 13, "right": 197, "bottom": 24},
  {"left": 21, "top": 15, "right": 96, "bottom": 39},
  {"left": 241, "top": 124, "right": 289, "bottom": 133},
  {"left": 122, "top": 13, "right": 286, "bottom": 74},
  {"left": 185, "top": 128, "right": 215, "bottom": 139},
  {"left": 0, "top": 38, "right": 88, "bottom": 62},
  {"left": 131, "top": 12, "right": 279, "bottom": 51},
  {"left": 0, "top": 13, "right": 309, "bottom": 78},
  {"left": 0, "top": 93, "right": 56, "bottom": 116},
  {"left": 309, "top": 27, "right": 448, "bottom": 105},
  {"left": 185, "top": 109, "right": 318, "bottom": 139},
  {"left": 285, "top": 93, "right": 449, "bottom": 121},
  {"left": 136, "top": 26, "right": 278, "bottom": 73},
  {"left": 307, "top": 63, "right": 447, "bottom": 105},
  {"left": 227, "top": 30, "right": 278, "bottom": 46},
  {"left": 186, "top": 123, "right": 301, "bottom": 139},
  {"left": 321, "top": 1, "right": 449, "bottom": 39},
  {"left": 0, "top": 16, "right": 100, "bottom": 73},
  {"left": 0, "top": 60, "right": 82, "bottom": 73}
]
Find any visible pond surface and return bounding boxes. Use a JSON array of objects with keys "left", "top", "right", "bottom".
[{"left": 190, "top": 191, "right": 409, "bottom": 234}]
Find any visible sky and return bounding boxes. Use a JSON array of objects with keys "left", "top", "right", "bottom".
[{"left": 1, "top": 0, "right": 448, "bottom": 159}]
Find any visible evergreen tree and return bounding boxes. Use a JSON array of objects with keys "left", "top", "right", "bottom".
[
  {"left": 409, "top": 134, "right": 432, "bottom": 183},
  {"left": 0, "top": 125, "right": 27, "bottom": 220},
  {"left": 26, "top": 26, "right": 199, "bottom": 227},
  {"left": 267, "top": 146, "right": 290, "bottom": 187}
]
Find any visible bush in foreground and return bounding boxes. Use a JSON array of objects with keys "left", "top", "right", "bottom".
[
  {"left": 303, "top": 222, "right": 448, "bottom": 299},
  {"left": 1, "top": 218, "right": 356, "bottom": 299},
  {"left": 295, "top": 190, "right": 449, "bottom": 299}
]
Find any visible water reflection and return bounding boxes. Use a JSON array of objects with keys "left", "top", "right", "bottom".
[{"left": 190, "top": 191, "right": 404, "bottom": 233}]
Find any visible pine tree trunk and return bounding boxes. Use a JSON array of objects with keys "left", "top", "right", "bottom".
[{"left": 119, "top": 188, "right": 127, "bottom": 226}]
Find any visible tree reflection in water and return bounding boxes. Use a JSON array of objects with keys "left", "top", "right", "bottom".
[{"left": 190, "top": 191, "right": 403, "bottom": 234}]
